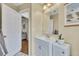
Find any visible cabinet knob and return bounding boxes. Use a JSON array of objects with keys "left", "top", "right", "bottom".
[
  {"left": 39, "top": 46, "right": 41, "bottom": 49},
  {"left": 62, "top": 51, "right": 64, "bottom": 54}
]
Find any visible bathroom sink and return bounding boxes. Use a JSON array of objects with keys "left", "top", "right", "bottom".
[
  {"left": 35, "top": 34, "right": 58, "bottom": 43},
  {"left": 35, "top": 34, "right": 70, "bottom": 56},
  {"left": 35, "top": 35, "right": 49, "bottom": 41}
]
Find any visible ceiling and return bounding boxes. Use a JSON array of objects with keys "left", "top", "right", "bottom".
[
  {"left": 12, "top": 3, "right": 24, "bottom": 6},
  {"left": 5, "top": 3, "right": 47, "bottom": 12},
  {"left": 5, "top": 3, "right": 30, "bottom": 12}
]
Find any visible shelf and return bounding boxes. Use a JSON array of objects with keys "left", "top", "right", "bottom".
[{"left": 64, "top": 3, "right": 79, "bottom": 26}]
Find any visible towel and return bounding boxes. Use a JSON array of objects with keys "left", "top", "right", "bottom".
[{"left": 0, "top": 31, "right": 8, "bottom": 56}]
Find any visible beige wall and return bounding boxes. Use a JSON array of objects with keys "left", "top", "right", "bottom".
[
  {"left": 58, "top": 4, "right": 79, "bottom": 56},
  {"left": 43, "top": 4, "right": 79, "bottom": 56},
  {"left": 42, "top": 13, "right": 49, "bottom": 34},
  {"left": 31, "top": 4, "right": 43, "bottom": 55}
]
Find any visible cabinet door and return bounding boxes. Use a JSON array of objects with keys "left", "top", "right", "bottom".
[
  {"left": 2, "top": 4, "right": 21, "bottom": 56},
  {"left": 35, "top": 39, "right": 49, "bottom": 56},
  {"left": 41, "top": 40, "right": 49, "bottom": 56},
  {"left": 35, "top": 39, "right": 42, "bottom": 56},
  {"left": 53, "top": 45, "right": 65, "bottom": 56}
]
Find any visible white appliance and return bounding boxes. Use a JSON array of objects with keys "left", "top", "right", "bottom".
[{"left": 35, "top": 36, "right": 70, "bottom": 56}]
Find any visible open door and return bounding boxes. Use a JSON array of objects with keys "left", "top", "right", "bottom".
[
  {"left": 2, "top": 4, "right": 21, "bottom": 56},
  {"left": 21, "top": 16, "right": 29, "bottom": 54}
]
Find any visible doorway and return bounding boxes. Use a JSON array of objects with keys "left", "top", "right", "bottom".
[{"left": 21, "top": 16, "right": 29, "bottom": 55}]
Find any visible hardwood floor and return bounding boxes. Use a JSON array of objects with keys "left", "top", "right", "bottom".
[{"left": 21, "top": 39, "right": 28, "bottom": 54}]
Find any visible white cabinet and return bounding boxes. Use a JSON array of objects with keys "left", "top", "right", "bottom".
[
  {"left": 35, "top": 37, "right": 50, "bottom": 56},
  {"left": 35, "top": 36, "right": 70, "bottom": 56},
  {"left": 52, "top": 42, "right": 70, "bottom": 56}
]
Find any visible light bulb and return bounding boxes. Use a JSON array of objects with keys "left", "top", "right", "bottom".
[
  {"left": 43, "top": 5, "right": 47, "bottom": 10},
  {"left": 47, "top": 3, "right": 51, "bottom": 7}
]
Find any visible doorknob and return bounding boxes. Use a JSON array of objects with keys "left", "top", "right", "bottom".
[{"left": 3, "top": 35, "right": 7, "bottom": 38}]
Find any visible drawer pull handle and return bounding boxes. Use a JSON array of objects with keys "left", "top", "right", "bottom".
[{"left": 62, "top": 51, "right": 64, "bottom": 54}]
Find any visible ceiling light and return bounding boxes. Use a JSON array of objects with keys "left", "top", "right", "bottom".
[{"left": 47, "top": 3, "right": 51, "bottom": 7}]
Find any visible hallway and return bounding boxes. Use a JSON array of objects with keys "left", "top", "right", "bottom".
[{"left": 21, "top": 39, "right": 28, "bottom": 54}]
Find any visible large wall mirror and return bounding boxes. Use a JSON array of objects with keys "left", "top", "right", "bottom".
[{"left": 46, "top": 8, "right": 59, "bottom": 35}]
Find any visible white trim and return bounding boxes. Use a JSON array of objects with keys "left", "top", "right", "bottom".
[
  {"left": 19, "top": 10, "right": 31, "bottom": 56},
  {"left": 19, "top": 9, "right": 29, "bottom": 13}
]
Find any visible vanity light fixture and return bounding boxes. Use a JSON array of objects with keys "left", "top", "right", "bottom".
[
  {"left": 43, "top": 5, "right": 47, "bottom": 10},
  {"left": 43, "top": 3, "right": 54, "bottom": 10},
  {"left": 47, "top": 3, "right": 52, "bottom": 7}
]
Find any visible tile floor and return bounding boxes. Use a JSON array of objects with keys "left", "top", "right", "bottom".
[{"left": 14, "top": 52, "right": 27, "bottom": 56}]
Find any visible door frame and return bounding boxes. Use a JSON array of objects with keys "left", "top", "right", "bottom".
[{"left": 19, "top": 9, "right": 31, "bottom": 56}]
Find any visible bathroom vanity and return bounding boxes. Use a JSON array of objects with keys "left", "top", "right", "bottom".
[{"left": 34, "top": 35, "right": 70, "bottom": 56}]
